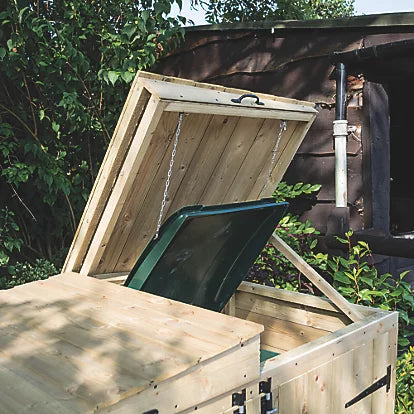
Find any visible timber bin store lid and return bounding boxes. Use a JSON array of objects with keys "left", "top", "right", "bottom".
[
  {"left": 125, "top": 199, "right": 288, "bottom": 312},
  {"left": 63, "top": 71, "right": 317, "bottom": 276}
]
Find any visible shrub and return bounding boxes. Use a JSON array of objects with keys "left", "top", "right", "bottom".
[
  {"left": 0, "top": 258, "right": 57, "bottom": 289},
  {"left": 329, "top": 230, "right": 414, "bottom": 352},
  {"left": 395, "top": 347, "right": 414, "bottom": 414}
]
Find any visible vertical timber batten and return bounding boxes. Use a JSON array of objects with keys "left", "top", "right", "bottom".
[{"left": 80, "top": 98, "right": 166, "bottom": 275}]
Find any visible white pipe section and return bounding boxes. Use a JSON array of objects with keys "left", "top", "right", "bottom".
[{"left": 333, "top": 120, "right": 348, "bottom": 208}]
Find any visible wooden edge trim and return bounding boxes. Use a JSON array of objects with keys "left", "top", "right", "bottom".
[
  {"left": 136, "top": 70, "right": 316, "bottom": 108},
  {"left": 79, "top": 98, "right": 166, "bottom": 275},
  {"left": 162, "top": 100, "right": 314, "bottom": 121},
  {"left": 270, "top": 234, "right": 364, "bottom": 322},
  {"left": 94, "top": 273, "right": 377, "bottom": 318},
  {"left": 261, "top": 310, "right": 398, "bottom": 384},
  {"left": 140, "top": 78, "right": 317, "bottom": 114},
  {"left": 63, "top": 79, "right": 150, "bottom": 273},
  {"left": 237, "top": 282, "right": 377, "bottom": 316}
]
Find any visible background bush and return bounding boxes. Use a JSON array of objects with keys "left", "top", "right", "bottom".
[{"left": 0, "top": 0, "right": 186, "bottom": 276}]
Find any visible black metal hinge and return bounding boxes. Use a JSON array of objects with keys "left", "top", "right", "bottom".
[
  {"left": 259, "top": 378, "right": 278, "bottom": 414},
  {"left": 232, "top": 389, "right": 246, "bottom": 413},
  {"left": 345, "top": 365, "right": 391, "bottom": 409},
  {"left": 143, "top": 410, "right": 158, "bottom": 414}
]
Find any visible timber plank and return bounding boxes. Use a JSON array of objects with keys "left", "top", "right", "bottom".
[
  {"left": 235, "top": 290, "right": 348, "bottom": 332},
  {"left": 224, "top": 119, "right": 297, "bottom": 202},
  {"left": 116, "top": 113, "right": 214, "bottom": 271},
  {"left": 80, "top": 98, "right": 167, "bottom": 275},
  {"left": 63, "top": 81, "right": 150, "bottom": 273},
  {"left": 278, "top": 374, "right": 307, "bottom": 414},
  {"left": 306, "top": 360, "right": 333, "bottom": 413},
  {"left": 200, "top": 117, "right": 265, "bottom": 205},
  {"left": 236, "top": 308, "right": 330, "bottom": 351},
  {"left": 137, "top": 70, "right": 316, "bottom": 108},
  {"left": 96, "top": 111, "right": 181, "bottom": 274},
  {"left": 331, "top": 350, "right": 355, "bottom": 414},
  {"left": 165, "top": 114, "right": 240, "bottom": 216},
  {"left": 371, "top": 332, "right": 390, "bottom": 414}
]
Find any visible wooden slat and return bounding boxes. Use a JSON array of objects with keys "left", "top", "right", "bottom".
[
  {"left": 0, "top": 364, "right": 79, "bottom": 414},
  {"left": 200, "top": 117, "right": 265, "bottom": 205},
  {"left": 235, "top": 290, "right": 348, "bottom": 332},
  {"left": 165, "top": 114, "right": 240, "bottom": 216},
  {"left": 142, "top": 78, "right": 317, "bottom": 114},
  {"left": 115, "top": 113, "right": 214, "bottom": 271},
  {"left": 372, "top": 332, "right": 390, "bottom": 414},
  {"left": 385, "top": 325, "right": 398, "bottom": 413},
  {"left": 45, "top": 274, "right": 263, "bottom": 341},
  {"left": 249, "top": 118, "right": 314, "bottom": 199},
  {"left": 278, "top": 373, "right": 307, "bottom": 414},
  {"left": 331, "top": 350, "right": 355, "bottom": 413},
  {"left": 236, "top": 308, "right": 330, "bottom": 352},
  {"left": 137, "top": 70, "right": 316, "bottom": 108},
  {"left": 270, "top": 234, "right": 364, "bottom": 322},
  {"left": 237, "top": 281, "right": 378, "bottom": 316},
  {"left": 95, "top": 111, "right": 181, "bottom": 273},
  {"left": 224, "top": 119, "right": 298, "bottom": 202},
  {"left": 164, "top": 100, "right": 315, "bottom": 121},
  {"left": 63, "top": 80, "right": 150, "bottom": 273},
  {"left": 306, "top": 360, "right": 333, "bottom": 413},
  {"left": 80, "top": 98, "right": 166, "bottom": 275},
  {"left": 352, "top": 340, "right": 374, "bottom": 413}
]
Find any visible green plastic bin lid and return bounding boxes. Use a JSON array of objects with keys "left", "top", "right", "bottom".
[{"left": 124, "top": 199, "right": 288, "bottom": 312}]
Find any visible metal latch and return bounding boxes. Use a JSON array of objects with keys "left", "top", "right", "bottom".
[
  {"left": 259, "top": 378, "right": 278, "bottom": 414},
  {"left": 232, "top": 389, "right": 246, "bottom": 413},
  {"left": 345, "top": 365, "right": 391, "bottom": 408}
]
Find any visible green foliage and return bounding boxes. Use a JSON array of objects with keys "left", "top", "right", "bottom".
[
  {"left": 246, "top": 181, "right": 325, "bottom": 293},
  {"left": 0, "top": 258, "right": 57, "bottom": 289},
  {"left": 198, "top": 0, "right": 355, "bottom": 23},
  {"left": 273, "top": 181, "right": 321, "bottom": 202},
  {"left": 0, "top": 207, "right": 22, "bottom": 268},
  {"left": 0, "top": 0, "right": 185, "bottom": 276},
  {"left": 330, "top": 230, "right": 414, "bottom": 352},
  {"left": 395, "top": 347, "right": 414, "bottom": 414}
]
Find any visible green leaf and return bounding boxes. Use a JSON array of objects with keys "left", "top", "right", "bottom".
[
  {"left": 121, "top": 71, "right": 135, "bottom": 83},
  {"left": 359, "top": 276, "right": 374, "bottom": 288},
  {"left": 0, "top": 47, "right": 6, "bottom": 60},
  {"left": 123, "top": 23, "right": 136, "bottom": 39},
  {"left": 398, "top": 337, "right": 410, "bottom": 347},
  {"left": 108, "top": 71, "right": 119, "bottom": 86},
  {"left": 51, "top": 121, "right": 60, "bottom": 133},
  {"left": 333, "top": 271, "right": 352, "bottom": 284}
]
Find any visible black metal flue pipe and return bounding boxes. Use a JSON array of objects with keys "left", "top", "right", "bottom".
[{"left": 335, "top": 62, "right": 347, "bottom": 120}]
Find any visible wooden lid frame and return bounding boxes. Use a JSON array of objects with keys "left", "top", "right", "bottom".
[{"left": 63, "top": 71, "right": 317, "bottom": 277}]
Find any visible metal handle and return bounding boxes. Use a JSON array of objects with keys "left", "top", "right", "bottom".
[{"left": 231, "top": 94, "right": 264, "bottom": 106}]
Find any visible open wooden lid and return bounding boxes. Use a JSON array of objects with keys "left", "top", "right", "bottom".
[{"left": 64, "top": 72, "right": 317, "bottom": 275}]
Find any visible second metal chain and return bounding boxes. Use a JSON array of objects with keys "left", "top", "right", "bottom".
[
  {"left": 154, "top": 113, "right": 183, "bottom": 239},
  {"left": 261, "top": 120, "right": 287, "bottom": 197}
]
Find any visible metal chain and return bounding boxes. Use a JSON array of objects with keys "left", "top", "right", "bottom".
[
  {"left": 261, "top": 120, "right": 287, "bottom": 198},
  {"left": 154, "top": 113, "right": 183, "bottom": 239}
]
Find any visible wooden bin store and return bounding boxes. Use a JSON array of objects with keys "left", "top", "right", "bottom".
[{"left": 0, "top": 72, "right": 398, "bottom": 414}]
